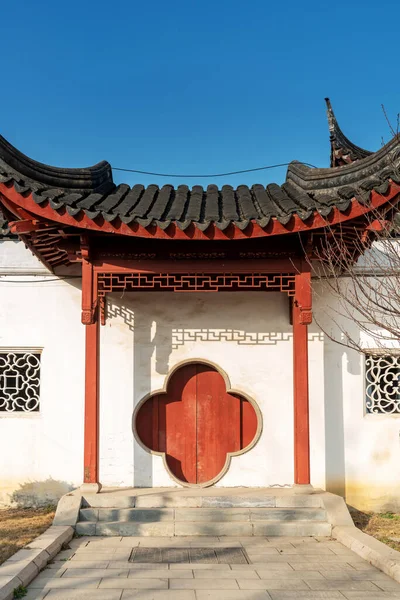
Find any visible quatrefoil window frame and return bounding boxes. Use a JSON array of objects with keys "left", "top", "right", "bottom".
[{"left": 132, "top": 358, "right": 263, "bottom": 488}]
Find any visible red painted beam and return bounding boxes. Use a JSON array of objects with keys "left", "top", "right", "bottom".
[{"left": 293, "top": 269, "right": 312, "bottom": 485}]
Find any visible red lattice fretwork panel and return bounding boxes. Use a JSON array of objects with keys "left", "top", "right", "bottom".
[{"left": 97, "top": 272, "right": 296, "bottom": 294}]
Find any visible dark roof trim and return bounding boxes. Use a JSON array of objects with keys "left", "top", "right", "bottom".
[{"left": 325, "top": 98, "right": 372, "bottom": 167}]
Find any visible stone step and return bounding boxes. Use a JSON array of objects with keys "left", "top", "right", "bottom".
[
  {"left": 82, "top": 493, "right": 323, "bottom": 509},
  {"left": 75, "top": 519, "right": 332, "bottom": 537},
  {"left": 79, "top": 506, "right": 327, "bottom": 523}
]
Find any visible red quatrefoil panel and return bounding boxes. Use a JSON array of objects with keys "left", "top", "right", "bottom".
[{"left": 135, "top": 362, "right": 259, "bottom": 485}]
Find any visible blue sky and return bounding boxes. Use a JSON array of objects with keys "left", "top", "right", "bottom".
[{"left": 2, "top": 0, "right": 399, "bottom": 189}]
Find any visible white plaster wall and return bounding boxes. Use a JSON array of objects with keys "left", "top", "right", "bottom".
[
  {"left": 313, "top": 281, "right": 400, "bottom": 511},
  {"left": 99, "top": 292, "right": 295, "bottom": 489},
  {"left": 2, "top": 238, "right": 400, "bottom": 510},
  {"left": 0, "top": 240, "right": 84, "bottom": 506}
]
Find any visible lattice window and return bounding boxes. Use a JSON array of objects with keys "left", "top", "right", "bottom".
[
  {"left": 365, "top": 354, "right": 400, "bottom": 414},
  {"left": 0, "top": 352, "right": 41, "bottom": 412}
]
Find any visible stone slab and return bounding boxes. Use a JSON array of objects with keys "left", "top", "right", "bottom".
[
  {"left": 0, "top": 560, "right": 39, "bottom": 586},
  {"left": 99, "top": 578, "right": 168, "bottom": 589},
  {"left": 194, "top": 569, "right": 258, "bottom": 578},
  {"left": 63, "top": 569, "right": 129, "bottom": 578},
  {"left": 79, "top": 508, "right": 99, "bottom": 522},
  {"left": 202, "top": 496, "right": 276, "bottom": 508},
  {"left": 305, "top": 579, "right": 384, "bottom": 591},
  {"left": 195, "top": 593, "right": 271, "bottom": 600},
  {"left": 121, "top": 592, "right": 196, "bottom": 600},
  {"left": 174, "top": 522, "right": 253, "bottom": 537},
  {"left": 53, "top": 495, "right": 82, "bottom": 527},
  {"left": 97, "top": 508, "right": 175, "bottom": 522},
  {"left": 95, "top": 522, "right": 175, "bottom": 537},
  {"left": 0, "top": 575, "right": 23, "bottom": 600},
  {"left": 175, "top": 508, "right": 251, "bottom": 522},
  {"left": 275, "top": 495, "right": 322, "bottom": 508},
  {"left": 29, "top": 575, "right": 101, "bottom": 589},
  {"left": 75, "top": 522, "right": 97, "bottom": 536},
  {"left": 136, "top": 496, "right": 201, "bottom": 508},
  {"left": 238, "top": 579, "right": 309, "bottom": 590},
  {"left": 45, "top": 591, "right": 122, "bottom": 600},
  {"left": 269, "top": 593, "right": 345, "bottom": 599},
  {"left": 250, "top": 508, "right": 326, "bottom": 521},
  {"left": 252, "top": 521, "right": 332, "bottom": 537},
  {"left": 170, "top": 578, "right": 239, "bottom": 589}
]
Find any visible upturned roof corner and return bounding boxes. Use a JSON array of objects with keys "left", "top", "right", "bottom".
[{"left": 325, "top": 97, "right": 372, "bottom": 168}]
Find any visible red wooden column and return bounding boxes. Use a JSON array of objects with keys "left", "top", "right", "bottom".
[
  {"left": 292, "top": 266, "right": 312, "bottom": 485},
  {"left": 81, "top": 238, "right": 101, "bottom": 491}
]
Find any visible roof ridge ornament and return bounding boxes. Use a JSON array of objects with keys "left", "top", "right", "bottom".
[{"left": 325, "top": 98, "right": 372, "bottom": 168}]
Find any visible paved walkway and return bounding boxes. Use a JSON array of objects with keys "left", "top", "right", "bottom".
[{"left": 25, "top": 535, "right": 400, "bottom": 600}]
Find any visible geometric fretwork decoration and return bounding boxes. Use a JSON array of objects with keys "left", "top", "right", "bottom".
[
  {"left": 365, "top": 354, "right": 400, "bottom": 414},
  {"left": 0, "top": 352, "right": 41, "bottom": 412},
  {"left": 98, "top": 272, "right": 296, "bottom": 295},
  {"left": 134, "top": 361, "right": 259, "bottom": 486}
]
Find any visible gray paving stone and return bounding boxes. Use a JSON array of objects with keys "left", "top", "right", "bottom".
[
  {"left": 127, "top": 564, "right": 169, "bottom": 571},
  {"left": 319, "top": 570, "right": 390, "bottom": 580},
  {"left": 121, "top": 592, "right": 196, "bottom": 600},
  {"left": 45, "top": 591, "right": 122, "bottom": 600},
  {"left": 53, "top": 561, "right": 109, "bottom": 569},
  {"left": 238, "top": 579, "right": 309, "bottom": 590},
  {"left": 105, "top": 562, "right": 137, "bottom": 570},
  {"left": 170, "top": 578, "right": 239, "bottom": 589},
  {"left": 29, "top": 575, "right": 101, "bottom": 589},
  {"left": 62, "top": 569, "right": 129, "bottom": 578},
  {"left": 372, "top": 580, "right": 400, "bottom": 591},
  {"left": 256, "top": 570, "right": 325, "bottom": 579},
  {"left": 169, "top": 563, "right": 231, "bottom": 570},
  {"left": 99, "top": 577, "right": 168, "bottom": 589},
  {"left": 244, "top": 547, "right": 280, "bottom": 555},
  {"left": 20, "top": 590, "right": 50, "bottom": 600},
  {"left": 194, "top": 569, "right": 258, "bottom": 579},
  {"left": 231, "top": 563, "right": 293, "bottom": 571},
  {"left": 196, "top": 592, "right": 271, "bottom": 600},
  {"left": 341, "top": 594, "right": 400, "bottom": 599},
  {"left": 129, "top": 569, "right": 193, "bottom": 579},
  {"left": 290, "top": 562, "right": 363, "bottom": 570},
  {"left": 269, "top": 593, "right": 344, "bottom": 599},
  {"left": 69, "top": 551, "right": 131, "bottom": 561},
  {"left": 306, "top": 579, "right": 384, "bottom": 591}
]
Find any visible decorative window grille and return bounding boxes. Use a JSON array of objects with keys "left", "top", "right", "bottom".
[
  {"left": 0, "top": 352, "right": 41, "bottom": 412},
  {"left": 365, "top": 354, "right": 400, "bottom": 414}
]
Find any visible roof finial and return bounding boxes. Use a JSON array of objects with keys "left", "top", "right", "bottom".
[{"left": 325, "top": 97, "right": 372, "bottom": 168}]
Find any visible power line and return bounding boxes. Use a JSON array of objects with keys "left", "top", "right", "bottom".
[
  {"left": 112, "top": 161, "right": 318, "bottom": 178},
  {"left": 0, "top": 276, "right": 81, "bottom": 283}
]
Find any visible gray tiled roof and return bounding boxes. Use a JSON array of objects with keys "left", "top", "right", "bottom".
[{"left": 0, "top": 119, "right": 399, "bottom": 234}]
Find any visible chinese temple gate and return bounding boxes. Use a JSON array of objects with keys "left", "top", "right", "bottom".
[{"left": 1, "top": 98, "right": 400, "bottom": 492}]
